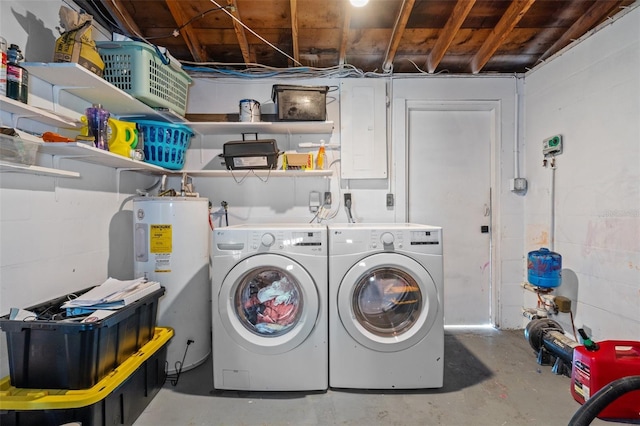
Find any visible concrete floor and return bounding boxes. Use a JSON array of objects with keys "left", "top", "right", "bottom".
[{"left": 134, "top": 328, "right": 624, "bottom": 426}]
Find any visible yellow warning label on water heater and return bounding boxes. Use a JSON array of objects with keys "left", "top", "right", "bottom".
[{"left": 150, "top": 224, "right": 172, "bottom": 253}]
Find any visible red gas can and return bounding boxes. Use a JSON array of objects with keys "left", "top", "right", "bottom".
[{"left": 571, "top": 340, "right": 640, "bottom": 420}]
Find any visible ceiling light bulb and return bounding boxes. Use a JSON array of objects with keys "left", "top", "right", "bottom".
[{"left": 350, "top": 0, "right": 369, "bottom": 7}]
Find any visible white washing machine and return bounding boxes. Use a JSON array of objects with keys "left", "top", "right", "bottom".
[
  {"left": 211, "top": 224, "right": 328, "bottom": 391},
  {"left": 328, "top": 223, "right": 444, "bottom": 389}
]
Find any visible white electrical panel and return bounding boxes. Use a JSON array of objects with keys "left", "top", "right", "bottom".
[{"left": 340, "top": 79, "right": 388, "bottom": 179}]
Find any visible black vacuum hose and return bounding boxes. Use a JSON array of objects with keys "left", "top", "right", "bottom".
[{"left": 568, "top": 375, "right": 640, "bottom": 426}]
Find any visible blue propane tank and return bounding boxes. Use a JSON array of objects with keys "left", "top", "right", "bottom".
[{"left": 527, "top": 248, "right": 562, "bottom": 288}]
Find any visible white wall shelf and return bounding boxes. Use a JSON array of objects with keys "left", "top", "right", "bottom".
[
  {"left": 177, "top": 169, "right": 333, "bottom": 178},
  {"left": 39, "top": 143, "right": 167, "bottom": 172},
  {"left": 0, "top": 96, "right": 81, "bottom": 129},
  {"left": 22, "top": 62, "right": 184, "bottom": 123},
  {"left": 4, "top": 64, "right": 333, "bottom": 178},
  {"left": 188, "top": 120, "right": 334, "bottom": 135},
  {"left": 0, "top": 161, "right": 80, "bottom": 178}
]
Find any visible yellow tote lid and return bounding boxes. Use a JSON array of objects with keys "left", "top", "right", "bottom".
[{"left": 0, "top": 327, "right": 174, "bottom": 410}]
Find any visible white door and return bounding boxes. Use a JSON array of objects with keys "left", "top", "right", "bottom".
[{"left": 407, "top": 106, "right": 493, "bottom": 325}]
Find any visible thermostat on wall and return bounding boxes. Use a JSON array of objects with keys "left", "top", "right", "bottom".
[{"left": 543, "top": 135, "right": 563, "bottom": 157}]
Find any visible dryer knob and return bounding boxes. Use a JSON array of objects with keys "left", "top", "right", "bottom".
[
  {"left": 381, "top": 232, "right": 395, "bottom": 245},
  {"left": 261, "top": 233, "right": 276, "bottom": 247}
]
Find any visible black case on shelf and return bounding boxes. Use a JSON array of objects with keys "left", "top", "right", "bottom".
[
  {"left": 271, "top": 85, "right": 329, "bottom": 121},
  {"left": 220, "top": 139, "right": 280, "bottom": 170}
]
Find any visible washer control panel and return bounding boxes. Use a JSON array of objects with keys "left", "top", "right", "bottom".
[{"left": 249, "top": 230, "right": 325, "bottom": 254}]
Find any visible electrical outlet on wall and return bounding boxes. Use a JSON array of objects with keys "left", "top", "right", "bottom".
[
  {"left": 324, "top": 192, "right": 332, "bottom": 207},
  {"left": 509, "top": 177, "right": 528, "bottom": 193},
  {"left": 309, "top": 191, "right": 321, "bottom": 212}
]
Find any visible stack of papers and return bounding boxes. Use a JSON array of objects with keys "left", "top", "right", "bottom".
[{"left": 62, "top": 277, "right": 161, "bottom": 311}]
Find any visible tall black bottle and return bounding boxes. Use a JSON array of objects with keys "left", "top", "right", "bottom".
[{"left": 6, "top": 44, "right": 28, "bottom": 104}]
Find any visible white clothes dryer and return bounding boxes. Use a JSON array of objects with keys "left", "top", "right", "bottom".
[
  {"left": 328, "top": 223, "right": 444, "bottom": 389},
  {"left": 211, "top": 224, "right": 328, "bottom": 391}
]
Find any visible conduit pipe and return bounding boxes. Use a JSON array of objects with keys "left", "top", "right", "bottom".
[
  {"left": 550, "top": 158, "right": 556, "bottom": 251},
  {"left": 514, "top": 75, "right": 522, "bottom": 179}
]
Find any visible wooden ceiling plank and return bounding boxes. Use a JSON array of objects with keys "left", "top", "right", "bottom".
[
  {"left": 425, "top": 0, "right": 476, "bottom": 73},
  {"left": 470, "top": 0, "right": 537, "bottom": 74},
  {"left": 538, "top": 1, "right": 622, "bottom": 63},
  {"left": 383, "top": 0, "right": 417, "bottom": 72},
  {"left": 102, "top": 0, "right": 143, "bottom": 38},
  {"left": 165, "top": 0, "right": 206, "bottom": 62},
  {"left": 227, "top": 0, "right": 253, "bottom": 64},
  {"left": 290, "top": 0, "right": 300, "bottom": 65},
  {"left": 339, "top": 4, "right": 352, "bottom": 65}
]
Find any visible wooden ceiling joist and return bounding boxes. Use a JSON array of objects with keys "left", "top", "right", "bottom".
[
  {"left": 470, "top": 0, "right": 537, "bottom": 74},
  {"left": 101, "top": 0, "right": 143, "bottom": 39},
  {"left": 165, "top": 0, "right": 206, "bottom": 62},
  {"left": 537, "top": 1, "right": 623, "bottom": 63},
  {"left": 98, "top": 0, "right": 636, "bottom": 74},
  {"left": 383, "top": 0, "right": 416, "bottom": 72},
  {"left": 290, "top": 0, "right": 300, "bottom": 65},
  {"left": 227, "top": 0, "right": 253, "bottom": 64},
  {"left": 425, "top": 0, "right": 476, "bottom": 73}
]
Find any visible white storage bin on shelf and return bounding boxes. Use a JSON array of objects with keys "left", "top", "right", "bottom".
[{"left": 96, "top": 41, "right": 192, "bottom": 117}]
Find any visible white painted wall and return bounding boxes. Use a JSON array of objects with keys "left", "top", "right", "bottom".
[
  {"left": 184, "top": 77, "right": 398, "bottom": 225},
  {"left": 1, "top": 0, "right": 637, "bottom": 378},
  {"left": 0, "top": 0, "right": 157, "bottom": 377},
  {"left": 523, "top": 6, "right": 640, "bottom": 340},
  {"left": 187, "top": 76, "right": 524, "bottom": 329}
]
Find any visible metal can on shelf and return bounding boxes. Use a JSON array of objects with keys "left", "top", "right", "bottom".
[
  {"left": 6, "top": 44, "right": 28, "bottom": 104},
  {"left": 0, "top": 37, "right": 7, "bottom": 97}
]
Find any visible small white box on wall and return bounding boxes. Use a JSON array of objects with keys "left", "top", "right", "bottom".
[{"left": 340, "top": 79, "right": 388, "bottom": 179}]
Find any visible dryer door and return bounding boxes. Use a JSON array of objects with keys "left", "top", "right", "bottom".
[
  {"left": 218, "top": 254, "right": 319, "bottom": 355},
  {"left": 337, "top": 253, "right": 440, "bottom": 352}
]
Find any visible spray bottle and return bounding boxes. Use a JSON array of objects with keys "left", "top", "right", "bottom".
[{"left": 315, "top": 140, "right": 327, "bottom": 170}]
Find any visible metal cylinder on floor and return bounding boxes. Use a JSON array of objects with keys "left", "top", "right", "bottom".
[{"left": 133, "top": 196, "right": 211, "bottom": 374}]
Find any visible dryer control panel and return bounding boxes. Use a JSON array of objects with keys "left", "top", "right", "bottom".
[
  {"left": 330, "top": 226, "right": 442, "bottom": 255},
  {"left": 410, "top": 230, "right": 441, "bottom": 245}
]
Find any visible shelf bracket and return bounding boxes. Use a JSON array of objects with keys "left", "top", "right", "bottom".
[
  {"left": 51, "top": 85, "right": 92, "bottom": 112},
  {"left": 11, "top": 112, "right": 39, "bottom": 129},
  {"left": 52, "top": 153, "right": 90, "bottom": 200},
  {"left": 116, "top": 167, "right": 147, "bottom": 198}
]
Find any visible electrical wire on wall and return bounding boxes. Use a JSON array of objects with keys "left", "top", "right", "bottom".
[
  {"left": 308, "top": 158, "right": 342, "bottom": 224},
  {"left": 549, "top": 156, "right": 557, "bottom": 251},
  {"left": 542, "top": 141, "right": 559, "bottom": 251},
  {"left": 206, "top": 0, "right": 302, "bottom": 67},
  {"left": 165, "top": 339, "right": 194, "bottom": 386},
  {"left": 183, "top": 62, "right": 373, "bottom": 79},
  {"left": 144, "top": 5, "right": 231, "bottom": 40}
]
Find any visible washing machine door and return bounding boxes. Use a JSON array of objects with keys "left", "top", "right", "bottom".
[
  {"left": 218, "top": 254, "right": 319, "bottom": 355},
  {"left": 337, "top": 253, "right": 439, "bottom": 352}
]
